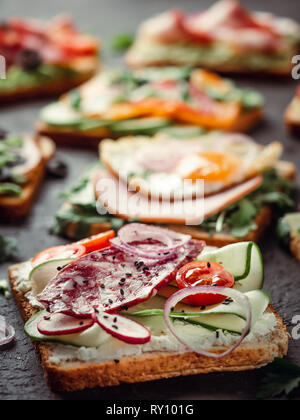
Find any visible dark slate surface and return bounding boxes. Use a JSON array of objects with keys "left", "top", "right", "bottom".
[{"left": 0, "top": 0, "right": 300, "bottom": 401}]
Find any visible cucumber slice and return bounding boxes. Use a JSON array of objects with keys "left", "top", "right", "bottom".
[
  {"left": 110, "top": 117, "right": 172, "bottom": 135},
  {"left": 159, "top": 125, "right": 206, "bottom": 138},
  {"left": 282, "top": 213, "right": 300, "bottom": 236},
  {"left": 198, "top": 242, "right": 264, "bottom": 292},
  {"left": 127, "top": 290, "right": 270, "bottom": 334},
  {"left": 25, "top": 311, "right": 109, "bottom": 348},
  {"left": 40, "top": 102, "right": 82, "bottom": 127},
  {"left": 29, "top": 258, "right": 75, "bottom": 295}
]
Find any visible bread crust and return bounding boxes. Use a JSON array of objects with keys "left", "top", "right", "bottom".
[
  {"left": 290, "top": 232, "right": 300, "bottom": 263},
  {"left": 126, "top": 42, "right": 297, "bottom": 77},
  {"left": 0, "top": 136, "right": 56, "bottom": 220},
  {"left": 0, "top": 57, "right": 99, "bottom": 104},
  {"left": 8, "top": 263, "right": 289, "bottom": 392},
  {"left": 37, "top": 108, "right": 263, "bottom": 149}
]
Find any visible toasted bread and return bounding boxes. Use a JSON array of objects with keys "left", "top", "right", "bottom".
[
  {"left": 0, "top": 136, "right": 56, "bottom": 220},
  {"left": 285, "top": 96, "right": 300, "bottom": 136},
  {"left": 54, "top": 160, "right": 296, "bottom": 246},
  {"left": 0, "top": 57, "right": 99, "bottom": 104},
  {"left": 36, "top": 110, "right": 262, "bottom": 149},
  {"left": 126, "top": 54, "right": 295, "bottom": 77},
  {"left": 9, "top": 263, "right": 289, "bottom": 392}
]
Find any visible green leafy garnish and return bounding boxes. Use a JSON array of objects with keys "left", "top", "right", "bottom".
[
  {"left": 69, "top": 89, "right": 82, "bottom": 110},
  {"left": 201, "top": 169, "right": 297, "bottom": 238},
  {"left": 110, "top": 33, "right": 134, "bottom": 52},
  {"left": 0, "top": 235, "right": 18, "bottom": 263},
  {"left": 0, "top": 279, "right": 11, "bottom": 299},
  {"left": 257, "top": 358, "right": 300, "bottom": 399},
  {"left": 0, "top": 183, "right": 23, "bottom": 196}
]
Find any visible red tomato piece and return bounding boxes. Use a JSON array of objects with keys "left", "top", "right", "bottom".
[
  {"left": 32, "top": 244, "right": 86, "bottom": 267},
  {"left": 176, "top": 261, "right": 234, "bottom": 306}
]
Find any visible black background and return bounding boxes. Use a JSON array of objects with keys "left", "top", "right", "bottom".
[{"left": 0, "top": 0, "right": 300, "bottom": 400}]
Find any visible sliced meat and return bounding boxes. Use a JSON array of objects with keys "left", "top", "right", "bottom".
[
  {"left": 37, "top": 237, "right": 204, "bottom": 316},
  {"left": 94, "top": 168, "right": 262, "bottom": 225}
]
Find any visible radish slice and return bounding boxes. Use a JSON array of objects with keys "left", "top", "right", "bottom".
[
  {"left": 37, "top": 313, "right": 94, "bottom": 336},
  {"left": 0, "top": 316, "right": 15, "bottom": 346},
  {"left": 93, "top": 312, "right": 151, "bottom": 345},
  {"left": 164, "top": 286, "right": 252, "bottom": 359}
]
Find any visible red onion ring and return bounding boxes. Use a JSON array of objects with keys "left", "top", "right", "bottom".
[
  {"left": 163, "top": 286, "right": 252, "bottom": 359},
  {"left": 0, "top": 316, "right": 15, "bottom": 347},
  {"left": 112, "top": 224, "right": 192, "bottom": 260}
]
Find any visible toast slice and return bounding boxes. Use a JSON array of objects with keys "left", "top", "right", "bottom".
[
  {"left": 53, "top": 160, "right": 296, "bottom": 246},
  {"left": 9, "top": 262, "right": 289, "bottom": 392},
  {"left": 0, "top": 57, "right": 99, "bottom": 104},
  {"left": 0, "top": 136, "right": 56, "bottom": 220},
  {"left": 36, "top": 67, "right": 264, "bottom": 149},
  {"left": 36, "top": 108, "right": 262, "bottom": 150},
  {"left": 285, "top": 91, "right": 300, "bottom": 136},
  {"left": 126, "top": 5, "right": 300, "bottom": 76}
]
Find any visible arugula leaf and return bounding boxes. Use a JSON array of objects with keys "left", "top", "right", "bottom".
[
  {"left": 0, "top": 235, "right": 18, "bottom": 263},
  {"left": 110, "top": 33, "right": 134, "bottom": 52},
  {"left": 257, "top": 358, "right": 300, "bottom": 399},
  {"left": 201, "top": 170, "right": 297, "bottom": 238},
  {"left": 0, "top": 183, "right": 22, "bottom": 196}
]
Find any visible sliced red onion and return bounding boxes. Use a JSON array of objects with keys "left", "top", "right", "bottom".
[
  {"left": 0, "top": 316, "right": 15, "bottom": 346},
  {"left": 163, "top": 286, "right": 252, "bottom": 359},
  {"left": 112, "top": 223, "right": 191, "bottom": 260}
]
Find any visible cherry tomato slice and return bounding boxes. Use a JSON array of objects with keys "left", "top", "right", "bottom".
[
  {"left": 80, "top": 230, "right": 115, "bottom": 253},
  {"left": 32, "top": 244, "right": 86, "bottom": 267},
  {"left": 176, "top": 261, "right": 234, "bottom": 306}
]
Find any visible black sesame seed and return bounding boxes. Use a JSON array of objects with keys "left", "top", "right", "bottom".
[
  {"left": 171, "top": 307, "right": 175, "bottom": 312},
  {"left": 112, "top": 325, "right": 118, "bottom": 330},
  {"left": 109, "top": 299, "right": 113, "bottom": 304},
  {"left": 113, "top": 317, "right": 117, "bottom": 323},
  {"left": 120, "top": 289, "right": 125, "bottom": 296},
  {"left": 143, "top": 266, "right": 149, "bottom": 271},
  {"left": 95, "top": 309, "right": 99, "bottom": 314},
  {"left": 100, "top": 284, "right": 105, "bottom": 289},
  {"left": 73, "top": 282, "right": 78, "bottom": 287},
  {"left": 104, "top": 315, "right": 109, "bottom": 319},
  {"left": 114, "top": 359, "right": 120, "bottom": 364},
  {"left": 83, "top": 279, "right": 88, "bottom": 284},
  {"left": 216, "top": 331, "right": 220, "bottom": 339},
  {"left": 207, "top": 262, "right": 211, "bottom": 268},
  {"left": 44, "top": 316, "right": 51, "bottom": 321},
  {"left": 79, "top": 322, "right": 84, "bottom": 326},
  {"left": 181, "top": 310, "right": 185, "bottom": 313},
  {"left": 57, "top": 267, "right": 62, "bottom": 271},
  {"left": 126, "top": 273, "right": 132, "bottom": 277},
  {"left": 120, "top": 278, "right": 126, "bottom": 282},
  {"left": 201, "top": 306, "right": 206, "bottom": 310}
]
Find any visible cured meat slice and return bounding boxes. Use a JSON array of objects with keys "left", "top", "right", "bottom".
[
  {"left": 37, "top": 235, "right": 204, "bottom": 316},
  {"left": 94, "top": 168, "right": 262, "bottom": 225}
]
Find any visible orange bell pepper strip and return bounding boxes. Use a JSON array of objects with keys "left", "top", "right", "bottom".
[
  {"left": 174, "top": 101, "right": 241, "bottom": 130},
  {"left": 79, "top": 230, "right": 115, "bottom": 253}
]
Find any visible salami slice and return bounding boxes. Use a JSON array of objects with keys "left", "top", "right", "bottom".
[{"left": 37, "top": 236, "right": 204, "bottom": 316}]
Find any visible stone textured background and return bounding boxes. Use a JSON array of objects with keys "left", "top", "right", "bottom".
[{"left": 0, "top": 0, "right": 299, "bottom": 400}]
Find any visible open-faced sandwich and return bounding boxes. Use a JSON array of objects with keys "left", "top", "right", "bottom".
[
  {"left": 126, "top": 0, "right": 300, "bottom": 76},
  {"left": 37, "top": 67, "right": 264, "bottom": 148},
  {"left": 9, "top": 224, "right": 289, "bottom": 391},
  {"left": 0, "top": 130, "right": 55, "bottom": 220},
  {"left": 285, "top": 87, "right": 300, "bottom": 136},
  {"left": 53, "top": 131, "right": 296, "bottom": 247},
  {"left": 0, "top": 15, "right": 100, "bottom": 103},
  {"left": 278, "top": 213, "right": 300, "bottom": 263}
]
